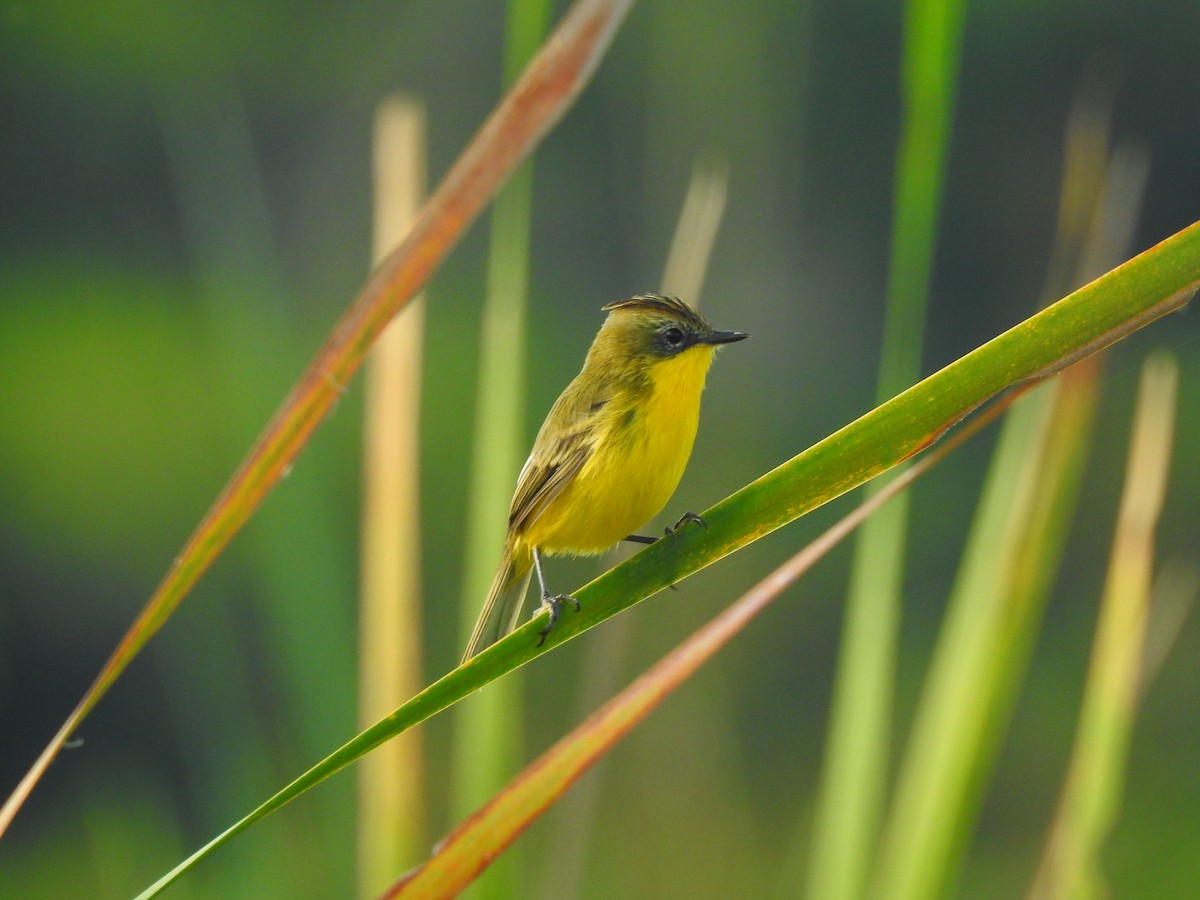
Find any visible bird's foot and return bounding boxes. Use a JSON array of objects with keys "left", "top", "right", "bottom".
[
  {"left": 665, "top": 511, "right": 706, "bottom": 536},
  {"left": 625, "top": 511, "right": 707, "bottom": 547},
  {"left": 537, "top": 592, "right": 581, "bottom": 646}
]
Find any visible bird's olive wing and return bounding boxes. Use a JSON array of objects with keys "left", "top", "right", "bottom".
[
  {"left": 507, "top": 379, "right": 609, "bottom": 535},
  {"left": 507, "top": 426, "right": 594, "bottom": 536}
]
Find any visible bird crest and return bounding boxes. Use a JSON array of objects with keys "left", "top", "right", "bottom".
[{"left": 602, "top": 293, "right": 710, "bottom": 330}]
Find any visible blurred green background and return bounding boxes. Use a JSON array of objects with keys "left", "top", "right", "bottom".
[{"left": 2, "top": 1, "right": 1199, "bottom": 897}]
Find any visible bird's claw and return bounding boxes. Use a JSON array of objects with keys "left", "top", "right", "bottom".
[
  {"left": 665, "top": 511, "right": 706, "bottom": 536},
  {"left": 537, "top": 592, "right": 581, "bottom": 646},
  {"left": 662, "top": 512, "right": 707, "bottom": 591},
  {"left": 626, "top": 512, "right": 707, "bottom": 547}
]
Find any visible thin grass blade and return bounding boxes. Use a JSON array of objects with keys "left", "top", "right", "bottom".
[
  {"left": 1028, "top": 351, "right": 1178, "bottom": 899},
  {"left": 1140, "top": 557, "right": 1199, "bottom": 689},
  {"left": 357, "top": 93, "right": 429, "bottom": 896}
]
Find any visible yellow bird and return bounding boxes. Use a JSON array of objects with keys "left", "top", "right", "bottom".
[{"left": 462, "top": 293, "right": 747, "bottom": 661}]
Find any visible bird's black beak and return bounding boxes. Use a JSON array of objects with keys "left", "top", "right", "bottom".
[{"left": 702, "top": 329, "right": 749, "bottom": 345}]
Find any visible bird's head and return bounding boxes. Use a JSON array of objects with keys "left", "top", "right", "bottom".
[{"left": 596, "top": 294, "right": 747, "bottom": 366}]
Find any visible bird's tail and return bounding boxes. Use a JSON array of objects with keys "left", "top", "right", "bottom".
[{"left": 461, "top": 539, "right": 534, "bottom": 662}]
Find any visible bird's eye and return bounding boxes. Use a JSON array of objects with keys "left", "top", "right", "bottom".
[{"left": 663, "top": 326, "right": 685, "bottom": 346}]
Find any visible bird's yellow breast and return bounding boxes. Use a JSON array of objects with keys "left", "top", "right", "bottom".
[{"left": 522, "top": 345, "right": 716, "bottom": 555}]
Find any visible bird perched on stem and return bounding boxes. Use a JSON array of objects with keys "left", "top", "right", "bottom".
[{"left": 462, "top": 293, "right": 747, "bottom": 661}]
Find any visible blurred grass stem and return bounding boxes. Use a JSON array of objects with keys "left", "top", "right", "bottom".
[
  {"left": 358, "top": 93, "right": 428, "bottom": 897},
  {"left": 1028, "top": 352, "right": 1178, "bottom": 899},
  {"left": 872, "top": 93, "right": 1149, "bottom": 900},
  {"left": 451, "top": 2, "right": 552, "bottom": 897},
  {"left": 807, "top": 0, "right": 965, "bottom": 896}
]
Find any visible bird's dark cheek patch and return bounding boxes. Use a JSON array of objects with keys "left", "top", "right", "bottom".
[{"left": 654, "top": 332, "right": 700, "bottom": 358}]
